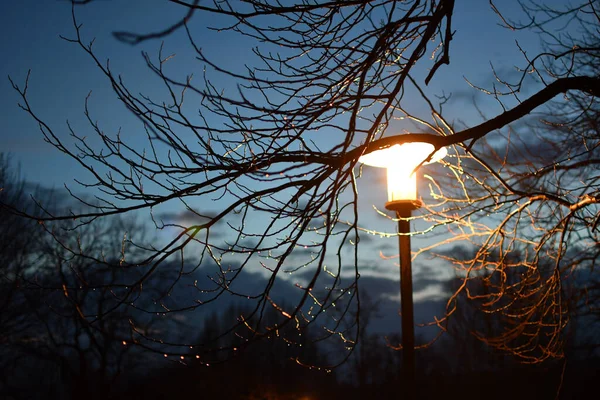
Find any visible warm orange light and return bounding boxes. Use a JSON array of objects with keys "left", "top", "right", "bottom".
[{"left": 359, "top": 142, "right": 446, "bottom": 209}]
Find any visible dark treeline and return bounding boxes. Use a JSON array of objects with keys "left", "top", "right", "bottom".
[{"left": 1, "top": 155, "right": 598, "bottom": 400}]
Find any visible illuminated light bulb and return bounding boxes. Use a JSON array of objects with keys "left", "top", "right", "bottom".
[{"left": 359, "top": 142, "right": 446, "bottom": 211}]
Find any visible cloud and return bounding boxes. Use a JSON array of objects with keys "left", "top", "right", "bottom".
[
  {"left": 353, "top": 274, "right": 448, "bottom": 335},
  {"left": 159, "top": 209, "right": 236, "bottom": 235},
  {"left": 155, "top": 208, "right": 232, "bottom": 243},
  {"left": 355, "top": 274, "right": 400, "bottom": 297},
  {"left": 288, "top": 246, "right": 318, "bottom": 259},
  {"left": 158, "top": 209, "right": 219, "bottom": 225},
  {"left": 356, "top": 233, "right": 375, "bottom": 243},
  {"left": 374, "top": 241, "right": 397, "bottom": 254},
  {"left": 433, "top": 244, "right": 477, "bottom": 261},
  {"left": 413, "top": 276, "right": 448, "bottom": 295},
  {"left": 184, "top": 258, "right": 450, "bottom": 338}
]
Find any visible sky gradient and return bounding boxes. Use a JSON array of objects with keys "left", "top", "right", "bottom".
[{"left": 0, "top": 0, "right": 562, "bottom": 334}]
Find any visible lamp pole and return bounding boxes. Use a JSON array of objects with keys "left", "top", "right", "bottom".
[
  {"left": 388, "top": 202, "right": 419, "bottom": 400},
  {"left": 358, "top": 141, "right": 446, "bottom": 400}
]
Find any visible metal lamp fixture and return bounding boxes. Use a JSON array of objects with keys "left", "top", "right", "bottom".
[
  {"left": 358, "top": 141, "right": 446, "bottom": 400},
  {"left": 358, "top": 142, "right": 447, "bottom": 212}
]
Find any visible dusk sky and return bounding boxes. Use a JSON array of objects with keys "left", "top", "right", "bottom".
[
  {"left": 2, "top": 0, "right": 545, "bottom": 186},
  {"left": 3, "top": 3, "right": 600, "bottom": 399},
  {"left": 0, "top": 0, "right": 565, "bottom": 324}
]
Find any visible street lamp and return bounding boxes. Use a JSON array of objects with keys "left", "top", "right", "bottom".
[{"left": 359, "top": 142, "right": 446, "bottom": 399}]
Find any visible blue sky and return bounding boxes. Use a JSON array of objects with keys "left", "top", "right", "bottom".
[
  {"left": 1, "top": 0, "right": 545, "bottom": 185},
  {"left": 0, "top": 0, "right": 561, "bottom": 332}
]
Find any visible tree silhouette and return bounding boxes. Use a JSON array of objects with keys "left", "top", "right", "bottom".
[
  {"left": 0, "top": 156, "right": 182, "bottom": 399},
  {"left": 4, "top": 0, "right": 600, "bottom": 368},
  {"left": 427, "top": 8, "right": 600, "bottom": 362}
]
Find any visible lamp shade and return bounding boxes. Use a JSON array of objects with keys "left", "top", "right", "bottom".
[{"left": 359, "top": 142, "right": 446, "bottom": 211}]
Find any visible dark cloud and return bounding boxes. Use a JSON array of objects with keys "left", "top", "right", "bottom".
[
  {"left": 355, "top": 275, "right": 399, "bottom": 297},
  {"left": 356, "top": 233, "right": 375, "bottom": 243},
  {"left": 374, "top": 241, "right": 397, "bottom": 254},
  {"left": 293, "top": 262, "right": 448, "bottom": 299},
  {"left": 352, "top": 274, "right": 448, "bottom": 335},
  {"left": 288, "top": 246, "right": 318, "bottom": 259},
  {"left": 433, "top": 244, "right": 478, "bottom": 261},
  {"left": 158, "top": 209, "right": 221, "bottom": 226},
  {"left": 412, "top": 276, "right": 446, "bottom": 294},
  {"left": 356, "top": 266, "right": 449, "bottom": 298},
  {"left": 190, "top": 258, "right": 451, "bottom": 338},
  {"left": 413, "top": 262, "right": 447, "bottom": 280}
]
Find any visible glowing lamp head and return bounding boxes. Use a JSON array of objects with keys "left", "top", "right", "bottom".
[{"left": 359, "top": 142, "right": 446, "bottom": 211}]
